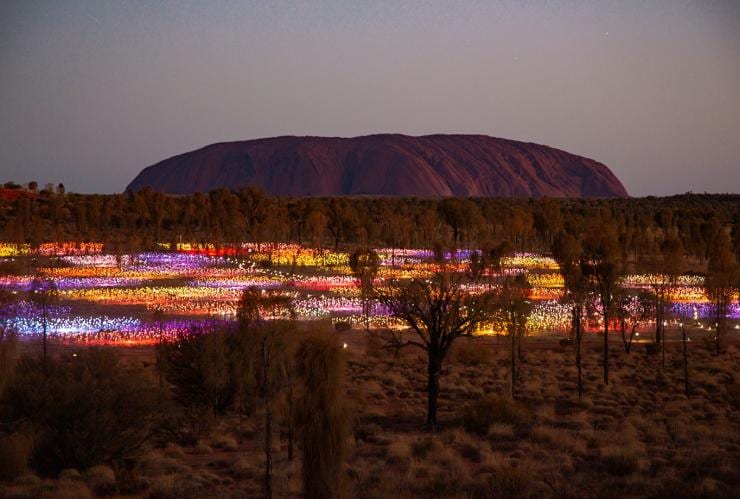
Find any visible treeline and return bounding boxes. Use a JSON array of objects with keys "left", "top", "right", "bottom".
[{"left": 1, "top": 186, "right": 739, "bottom": 261}]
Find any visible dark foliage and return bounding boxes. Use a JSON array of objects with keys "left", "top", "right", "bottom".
[{"left": 0, "top": 349, "right": 161, "bottom": 473}]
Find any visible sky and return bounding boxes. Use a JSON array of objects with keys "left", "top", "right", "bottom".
[{"left": 0, "top": 0, "right": 738, "bottom": 196}]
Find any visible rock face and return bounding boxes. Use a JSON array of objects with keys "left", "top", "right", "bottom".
[{"left": 126, "top": 134, "right": 628, "bottom": 197}]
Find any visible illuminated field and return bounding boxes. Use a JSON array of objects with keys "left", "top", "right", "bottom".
[{"left": 1, "top": 243, "right": 736, "bottom": 345}]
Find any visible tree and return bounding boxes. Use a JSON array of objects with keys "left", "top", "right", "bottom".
[
  {"left": 379, "top": 272, "right": 495, "bottom": 429},
  {"left": 615, "top": 290, "right": 652, "bottom": 354},
  {"left": 152, "top": 308, "right": 165, "bottom": 388},
  {"left": 582, "top": 225, "right": 623, "bottom": 385},
  {"left": 680, "top": 321, "right": 690, "bottom": 396},
  {"left": 159, "top": 327, "right": 235, "bottom": 414},
  {"left": 552, "top": 232, "right": 588, "bottom": 399},
  {"left": 349, "top": 248, "right": 380, "bottom": 333},
  {"left": 493, "top": 274, "right": 532, "bottom": 398},
  {"left": 467, "top": 250, "right": 486, "bottom": 282},
  {"left": 0, "top": 289, "right": 19, "bottom": 397},
  {"left": 485, "top": 240, "right": 512, "bottom": 278},
  {"left": 28, "top": 277, "right": 58, "bottom": 364},
  {"left": 642, "top": 237, "right": 684, "bottom": 368},
  {"left": 704, "top": 231, "right": 739, "bottom": 356},
  {"left": 295, "top": 326, "right": 351, "bottom": 499},
  {"left": 237, "top": 287, "right": 296, "bottom": 499}
]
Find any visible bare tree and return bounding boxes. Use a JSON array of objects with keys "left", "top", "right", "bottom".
[
  {"left": 552, "top": 233, "right": 588, "bottom": 399},
  {"left": 29, "top": 277, "right": 58, "bottom": 364},
  {"left": 704, "top": 231, "right": 739, "bottom": 356},
  {"left": 493, "top": 273, "right": 532, "bottom": 399},
  {"left": 582, "top": 225, "right": 623, "bottom": 385},
  {"left": 680, "top": 322, "right": 690, "bottom": 396},
  {"left": 643, "top": 238, "right": 684, "bottom": 367},
  {"left": 378, "top": 272, "right": 495, "bottom": 430},
  {"left": 349, "top": 248, "right": 380, "bottom": 333},
  {"left": 615, "top": 290, "right": 653, "bottom": 354},
  {"left": 237, "top": 287, "right": 295, "bottom": 499}
]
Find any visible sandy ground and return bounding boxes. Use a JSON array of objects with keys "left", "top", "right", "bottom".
[{"left": 4, "top": 329, "right": 740, "bottom": 498}]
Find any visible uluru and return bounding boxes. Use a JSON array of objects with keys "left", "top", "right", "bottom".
[{"left": 126, "top": 134, "right": 628, "bottom": 197}]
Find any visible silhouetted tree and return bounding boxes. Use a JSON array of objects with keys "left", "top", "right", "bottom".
[
  {"left": 582, "top": 224, "right": 623, "bottom": 385},
  {"left": 552, "top": 232, "right": 588, "bottom": 399},
  {"left": 494, "top": 273, "right": 532, "bottom": 398},
  {"left": 349, "top": 248, "right": 380, "bottom": 333},
  {"left": 704, "top": 231, "right": 739, "bottom": 355},
  {"left": 379, "top": 272, "right": 495, "bottom": 429},
  {"left": 28, "top": 277, "right": 57, "bottom": 364}
]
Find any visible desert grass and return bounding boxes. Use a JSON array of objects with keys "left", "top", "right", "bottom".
[{"left": 2, "top": 336, "right": 738, "bottom": 498}]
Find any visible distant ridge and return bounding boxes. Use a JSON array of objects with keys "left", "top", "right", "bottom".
[{"left": 126, "top": 134, "right": 628, "bottom": 197}]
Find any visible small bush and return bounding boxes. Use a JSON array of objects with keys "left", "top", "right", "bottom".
[
  {"left": 385, "top": 440, "right": 411, "bottom": 467},
  {"left": 462, "top": 395, "right": 529, "bottom": 435},
  {"left": 452, "top": 340, "right": 492, "bottom": 366},
  {"left": 530, "top": 425, "right": 586, "bottom": 456},
  {"left": 488, "top": 423, "right": 515, "bottom": 440},
  {"left": 600, "top": 445, "right": 639, "bottom": 476},
  {"left": 210, "top": 433, "right": 238, "bottom": 451},
  {"left": 334, "top": 320, "right": 352, "bottom": 332},
  {"left": 727, "top": 384, "right": 740, "bottom": 408},
  {"left": 0, "top": 433, "right": 33, "bottom": 481},
  {"left": 84, "top": 465, "right": 116, "bottom": 496},
  {"left": 58, "top": 468, "right": 82, "bottom": 481},
  {"left": 471, "top": 460, "right": 534, "bottom": 499},
  {"left": 158, "top": 329, "right": 237, "bottom": 414},
  {"left": 52, "top": 480, "right": 95, "bottom": 499},
  {"left": 411, "top": 437, "right": 439, "bottom": 459}
]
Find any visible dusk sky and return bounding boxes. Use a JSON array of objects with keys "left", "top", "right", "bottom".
[{"left": 1, "top": 0, "right": 738, "bottom": 196}]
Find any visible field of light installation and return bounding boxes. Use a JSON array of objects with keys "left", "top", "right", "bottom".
[{"left": 1, "top": 242, "right": 736, "bottom": 346}]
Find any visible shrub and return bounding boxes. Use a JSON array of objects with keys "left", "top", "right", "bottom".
[
  {"left": 0, "top": 432, "right": 33, "bottom": 481},
  {"left": 295, "top": 327, "right": 352, "bottom": 499},
  {"left": 488, "top": 423, "right": 515, "bottom": 440},
  {"left": 334, "top": 320, "right": 352, "bottom": 332},
  {"left": 0, "top": 328, "right": 18, "bottom": 396},
  {"left": 154, "top": 404, "right": 214, "bottom": 446},
  {"left": 470, "top": 460, "right": 534, "bottom": 499},
  {"left": 58, "top": 468, "right": 82, "bottom": 481},
  {"left": 530, "top": 425, "right": 587, "bottom": 456},
  {"left": 452, "top": 340, "right": 492, "bottom": 366},
  {"left": 462, "top": 395, "right": 529, "bottom": 435},
  {"left": 158, "top": 328, "right": 237, "bottom": 414},
  {"left": 0, "top": 349, "right": 161, "bottom": 473},
  {"left": 600, "top": 445, "right": 639, "bottom": 476},
  {"left": 84, "top": 465, "right": 116, "bottom": 495},
  {"left": 385, "top": 440, "right": 412, "bottom": 467},
  {"left": 727, "top": 383, "right": 740, "bottom": 408},
  {"left": 411, "top": 437, "right": 439, "bottom": 459}
]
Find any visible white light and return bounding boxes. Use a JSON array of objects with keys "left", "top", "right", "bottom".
[{"left": 342, "top": 342, "right": 348, "bottom": 349}]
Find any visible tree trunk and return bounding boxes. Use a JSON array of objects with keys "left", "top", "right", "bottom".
[
  {"left": 603, "top": 310, "right": 609, "bottom": 385},
  {"left": 655, "top": 294, "right": 662, "bottom": 344},
  {"left": 661, "top": 323, "right": 666, "bottom": 369},
  {"left": 287, "top": 381, "right": 294, "bottom": 461},
  {"left": 682, "top": 325, "right": 689, "bottom": 396},
  {"left": 426, "top": 353, "right": 442, "bottom": 430},
  {"left": 575, "top": 308, "right": 583, "bottom": 400},
  {"left": 510, "top": 324, "right": 517, "bottom": 399},
  {"left": 42, "top": 302, "right": 48, "bottom": 364},
  {"left": 262, "top": 338, "right": 273, "bottom": 499}
]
